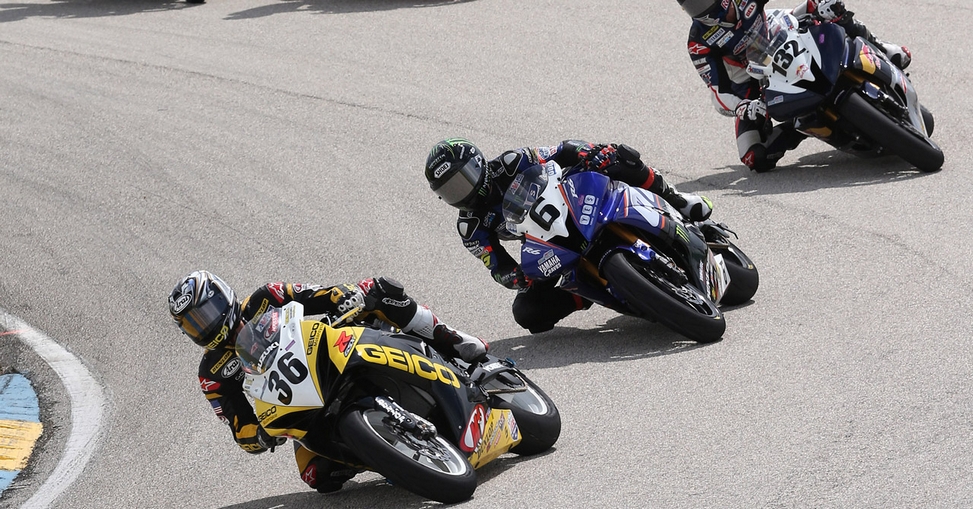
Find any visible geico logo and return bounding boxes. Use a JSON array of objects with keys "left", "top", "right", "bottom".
[
  {"left": 206, "top": 326, "right": 229, "bottom": 349},
  {"left": 307, "top": 322, "right": 323, "bottom": 355},
  {"left": 356, "top": 344, "right": 460, "bottom": 388},
  {"left": 258, "top": 406, "right": 277, "bottom": 422}
]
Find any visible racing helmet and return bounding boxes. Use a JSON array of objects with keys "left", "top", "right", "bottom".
[
  {"left": 168, "top": 270, "right": 241, "bottom": 350},
  {"left": 235, "top": 308, "right": 282, "bottom": 375},
  {"left": 678, "top": 0, "right": 732, "bottom": 24},
  {"left": 424, "top": 138, "right": 492, "bottom": 211}
]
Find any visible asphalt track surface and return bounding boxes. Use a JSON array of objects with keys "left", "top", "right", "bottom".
[{"left": 1, "top": 0, "right": 971, "bottom": 507}]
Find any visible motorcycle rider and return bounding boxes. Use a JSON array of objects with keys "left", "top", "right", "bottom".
[
  {"left": 678, "top": 0, "right": 913, "bottom": 172},
  {"left": 424, "top": 137, "right": 713, "bottom": 333},
  {"left": 168, "top": 270, "right": 488, "bottom": 493}
]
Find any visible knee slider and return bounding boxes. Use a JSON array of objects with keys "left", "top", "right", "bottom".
[
  {"left": 615, "top": 143, "right": 642, "bottom": 166},
  {"left": 743, "top": 144, "right": 777, "bottom": 172},
  {"left": 375, "top": 277, "right": 404, "bottom": 298}
]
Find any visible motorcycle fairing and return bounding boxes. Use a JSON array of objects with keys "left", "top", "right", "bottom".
[
  {"left": 560, "top": 171, "right": 613, "bottom": 241},
  {"left": 464, "top": 407, "right": 521, "bottom": 469},
  {"left": 351, "top": 336, "right": 462, "bottom": 389},
  {"left": 609, "top": 185, "right": 726, "bottom": 301},
  {"left": 243, "top": 302, "right": 328, "bottom": 438},
  {"left": 765, "top": 23, "right": 845, "bottom": 121},
  {"left": 520, "top": 236, "right": 582, "bottom": 281},
  {"left": 610, "top": 185, "right": 675, "bottom": 244},
  {"left": 844, "top": 37, "right": 930, "bottom": 137},
  {"left": 324, "top": 323, "right": 364, "bottom": 373}
]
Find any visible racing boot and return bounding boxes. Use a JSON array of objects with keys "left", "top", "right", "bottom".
[
  {"left": 400, "top": 301, "right": 489, "bottom": 363},
  {"left": 609, "top": 143, "right": 713, "bottom": 221},
  {"left": 297, "top": 446, "right": 360, "bottom": 494},
  {"left": 829, "top": 9, "right": 912, "bottom": 70},
  {"left": 432, "top": 321, "right": 489, "bottom": 363},
  {"left": 878, "top": 41, "right": 912, "bottom": 70},
  {"left": 657, "top": 183, "right": 713, "bottom": 222}
]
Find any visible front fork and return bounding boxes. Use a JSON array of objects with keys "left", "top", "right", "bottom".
[
  {"left": 370, "top": 395, "right": 437, "bottom": 440},
  {"left": 601, "top": 223, "right": 688, "bottom": 285}
]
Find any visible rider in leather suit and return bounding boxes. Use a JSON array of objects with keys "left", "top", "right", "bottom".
[
  {"left": 424, "top": 138, "right": 713, "bottom": 333},
  {"left": 168, "top": 271, "right": 487, "bottom": 493},
  {"left": 678, "top": 0, "right": 913, "bottom": 171}
]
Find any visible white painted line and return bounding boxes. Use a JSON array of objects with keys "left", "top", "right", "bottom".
[{"left": 0, "top": 308, "right": 106, "bottom": 509}]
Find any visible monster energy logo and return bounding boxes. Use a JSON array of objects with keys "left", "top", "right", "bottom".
[{"left": 675, "top": 224, "right": 690, "bottom": 244}]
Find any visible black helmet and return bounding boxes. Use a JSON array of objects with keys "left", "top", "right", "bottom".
[
  {"left": 677, "top": 0, "right": 725, "bottom": 19},
  {"left": 424, "top": 138, "right": 491, "bottom": 211},
  {"left": 168, "top": 270, "right": 240, "bottom": 350}
]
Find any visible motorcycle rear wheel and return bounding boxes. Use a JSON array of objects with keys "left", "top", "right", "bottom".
[
  {"left": 839, "top": 92, "right": 943, "bottom": 172},
  {"left": 338, "top": 407, "right": 477, "bottom": 503},
  {"left": 602, "top": 251, "right": 725, "bottom": 343},
  {"left": 484, "top": 370, "right": 561, "bottom": 455}
]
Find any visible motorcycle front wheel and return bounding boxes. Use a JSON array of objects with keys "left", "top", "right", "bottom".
[
  {"left": 338, "top": 407, "right": 477, "bottom": 503},
  {"left": 602, "top": 251, "right": 725, "bottom": 343},
  {"left": 483, "top": 370, "right": 561, "bottom": 455},
  {"left": 839, "top": 91, "right": 944, "bottom": 172},
  {"left": 710, "top": 240, "right": 759, "bottom": 306}
]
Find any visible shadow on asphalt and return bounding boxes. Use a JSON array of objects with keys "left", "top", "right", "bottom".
[
  {"left": 219, "top": 447, "right": 552, "bottom": 509},
  {"left": 226, "top": 0, "right": 475, "bottom": 19},
  {"left": 0, "top": 0, "right": 475, "bottom": 23},
  {"left": 485, "top": 311, "right": 742, "bottom": 371},
  {"left": 674, "top": 147, "right": 937, "bottom": 198}
]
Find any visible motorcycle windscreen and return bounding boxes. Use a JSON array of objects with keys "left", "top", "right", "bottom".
[{"left": 560, "top": 171, "right": 613, "bottom": 242}]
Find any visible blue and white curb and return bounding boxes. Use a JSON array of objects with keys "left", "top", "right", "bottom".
[
  {"left": 1, "top": 308, "right": 106, "bottom": 508},
  {"left": 0, "top": 372, "right": 43, "bottom": 496}
]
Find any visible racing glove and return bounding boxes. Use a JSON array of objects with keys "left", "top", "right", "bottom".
[
  {"left": 235, "top": 422, "right": 285, "bottom": 454},
  {"left": 735, "top": 98, "right": 768, "bottom": 121},
  {"left": 583, "top": 144, "right": 618, "bottom": 172},
  {"left": 493, "top": 265, "right": 530, "bottom": 289},
  {"left": 330, "top": 283, "right": 366, "bottom": 316},
  {"left": 814, "top": 0, "right": 846, "bottom": 20}
]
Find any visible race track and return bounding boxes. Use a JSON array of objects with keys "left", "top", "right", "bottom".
[{"left": 1, "top": 0, "right": 971, "bottom": 507}]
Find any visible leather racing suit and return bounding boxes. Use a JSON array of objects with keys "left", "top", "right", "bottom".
[
  {"left": 457, "top": 140, "right": 704, "bottom": 333},
  {"left": 688, "top": 0, "right": 909, "bottom": 171},
  {"left": 196, "top": 278, "right": 486, "bottom": 492}
]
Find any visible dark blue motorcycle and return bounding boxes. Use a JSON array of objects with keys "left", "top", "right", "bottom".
[
  {"left": 502, "top": 161, "right": 758, "bottom": 344},
  {"left": 746, "top": 9, "right": 942, "bottom": 172}
]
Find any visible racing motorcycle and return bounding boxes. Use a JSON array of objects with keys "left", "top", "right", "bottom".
[
  {"left": 745, "top": 9, "right": 943, "bottom": 172},
  {"left": 502, "top": 157, "right": 759, "bottom": 344},
  {"left": 235, "top": 301, "right": 560, "bottom": 503}
]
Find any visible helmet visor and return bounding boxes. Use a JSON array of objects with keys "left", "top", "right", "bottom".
[
  {"left": 177, "top": 290, "right": 231, "bottom": 344},
  {"left": 681, "top": 0, "right": 721, "bottom": 18},
  {"left": 434, "top": 158, "right": 485, "bottom": 207}
]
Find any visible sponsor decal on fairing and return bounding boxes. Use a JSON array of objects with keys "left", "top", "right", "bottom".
[{"left": 461, "top": 404, "right": 487, "bottom": 452}]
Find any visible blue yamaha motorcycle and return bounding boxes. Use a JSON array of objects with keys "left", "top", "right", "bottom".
[{"left": 502, "top": 160, "right": 758, "bottom": 344}]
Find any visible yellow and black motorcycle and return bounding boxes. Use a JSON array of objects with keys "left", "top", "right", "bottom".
[{"left": 235, "top": 301, "right": 560, "bottom": 503}]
